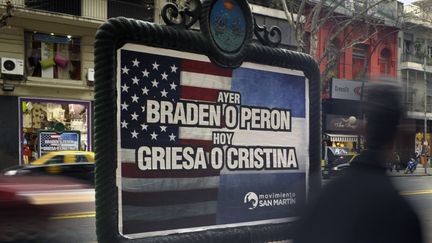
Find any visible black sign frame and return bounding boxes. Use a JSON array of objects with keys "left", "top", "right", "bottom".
[{"left": 94, "top": 1, "right": 320, "bottom": 242}]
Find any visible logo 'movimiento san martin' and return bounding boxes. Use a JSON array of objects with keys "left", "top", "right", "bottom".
[{"left": 244, "top": 191, "right": 296, "bottom": 210}]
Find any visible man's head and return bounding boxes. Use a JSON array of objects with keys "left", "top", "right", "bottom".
[{"left": 363, "top": 83, "right": 404, "bottom": 151}]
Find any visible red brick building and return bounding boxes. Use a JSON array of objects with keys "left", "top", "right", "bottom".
[
  {"left": 318, "top": 13, "right": 400, "bottom": 160},
  {"left": 317, "top": 27, "right": 398, "bottom": 81}
]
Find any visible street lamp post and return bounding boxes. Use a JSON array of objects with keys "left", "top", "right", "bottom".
[
  {"left": 358, "top": 81, "right": 365, "bottom": 153},
  {"left": 423, "top": 51, "right": 428, "bottom": 174}
]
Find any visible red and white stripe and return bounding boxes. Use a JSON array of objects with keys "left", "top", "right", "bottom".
[{"left": 120, "top": 59, "right": 232, "bottom": 235}]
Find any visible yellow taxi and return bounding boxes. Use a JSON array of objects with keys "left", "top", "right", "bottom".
[{"left": 31, "top": 151, "right": 95, "bottom": 165}]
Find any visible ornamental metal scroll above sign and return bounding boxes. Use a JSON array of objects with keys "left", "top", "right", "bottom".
[
  {"left": 161, "top": 0, "right": 281, "bottom": 67},
  {"left": 94, "top": 0, "right": 321, "bottom": 243}
]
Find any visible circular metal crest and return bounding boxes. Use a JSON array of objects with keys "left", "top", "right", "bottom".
[{"left": 201, "top": 0, "right": 253, "bottom": 68}]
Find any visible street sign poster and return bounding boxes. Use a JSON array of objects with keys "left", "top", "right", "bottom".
[
  {"left": 38, "top": 131, "right": 80, "bottom": 156},
  {"left": 116, "top": 44, "right": 309, "bottom": 238},
  {"left": 331, "top": 78, "right": 363, "bottom": 101}
]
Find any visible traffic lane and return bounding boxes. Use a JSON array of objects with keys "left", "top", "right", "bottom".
[
  {"left": 0, "top": 206, "right": 97, "bottom": 243},
  {"left": 392, "top": 176, "right": 432, "bottom": 192},
  {"left": 0, "top": 185, "right": 96, "bottom": 242},
  {"left": 43, "top": 194, "right": 96, "bottom": 242},
  {"left": 403, "top": 194, "right": 432, "bottom": 243},
  {"left": 35, "top": 201, "right": 96, "bottom": 243},
  {"left": 25, "top": 177, "right": 432, "bottom": 243},
  {"left": 323, "top": 176, "right": 432, "bottom": 241},
  {"left": 42, "top": 201, "right": 95, "bottom": 216},
  {"left": 41, "top": 187, "right": 432, "bottom": 243},
  {"left": 392, "top": 176, "right": 432, "bottom": 243},
  {"left": 42, "top": 216, "right": 96, "bottom": 243}
]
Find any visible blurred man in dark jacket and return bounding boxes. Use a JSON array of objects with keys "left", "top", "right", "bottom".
[{"left": 293, "top": 84, "right": 423, "bottom": 243}]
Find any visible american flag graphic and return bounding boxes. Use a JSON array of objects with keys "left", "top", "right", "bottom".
[
  {"left": 119, "top": 49, "right": 231, "bottom": 235},
  {"left": 118, "top": 46, "right": 309, "bottom": 237},
  {"left": 39, "top": 132, "right": 79, "bottom": 155}
]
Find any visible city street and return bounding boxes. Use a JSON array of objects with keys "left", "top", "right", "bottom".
[
  {"left": 0, "top": 0, "right": 431, "bottom": 242},
  {"left": 42, "top": 202, "right": 96, "bottom": 243},
  {"left": 393, "top": 175, "right": 432, "bottom": 243},
  {"left": 38, "top": 173, "right": 432, "bottom": 243},
  {"left": 319, "top": 171, "right": 432, "bottom": 242}
]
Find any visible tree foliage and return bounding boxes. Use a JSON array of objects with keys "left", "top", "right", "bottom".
[{"left": 277, "top": 0, "right": 401, "bottom": 91}]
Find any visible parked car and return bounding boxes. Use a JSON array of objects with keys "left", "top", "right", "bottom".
[
  {"left": 2, "top": 151, "right": 95, "bottom": 183},
  {"left": 322, "top": 153, "right": 358, "bottom": 179}
]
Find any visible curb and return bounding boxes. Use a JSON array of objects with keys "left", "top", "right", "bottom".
[
  {"left": 388, "top": 166, "right": 431, "bottom": 177},
  {"left": 388, "top": 173, "right": 432, "bottom": 177}
]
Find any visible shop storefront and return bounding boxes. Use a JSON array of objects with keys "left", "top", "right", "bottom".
[
  {"left": 322, "top": 79, "right": 364, "bottom": 164},
  {"left": 19, "top": 97, "right": 91, "bottom": 164},
  {"left": 324, "top": 133, "right": 359, "bottom": 151},
  {"left": 413, "top": 125, "right": 432, "bottom": 166},
  {"left": 323, "top": 129, "right": 362, "bottom": 165}
]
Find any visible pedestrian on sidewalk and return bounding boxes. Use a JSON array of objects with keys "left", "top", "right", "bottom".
[
  {"left": 391, "top": 151, "right": 401, "bottom": 173},
  {"left": 293, "top": 83, "right": 424, "bottom": 243},
  {"left": 384, "top": 151, "right": 398, "bottom": 172},
  {"left": 423, "top": 144, "right": 429, "bottom": 174}
]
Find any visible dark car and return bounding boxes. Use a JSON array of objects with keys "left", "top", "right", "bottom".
[
  {"left": 322, "top": 154, "right": 358, "bottom": 179},
  {"left": 2, "top": 162, "right": 94, "bottom": 184}
]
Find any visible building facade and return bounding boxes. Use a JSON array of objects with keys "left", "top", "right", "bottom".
[
  {"left": 0, "top": 0, "right": 158, "bottom": 169},
  {"left": 317, "top": 1, "right": 401, "bottom": 161},
  {"left": 0, "top": 0, "right": 299, "bottom": 169},
  {"left": 0, "top": 0, "right": 415, "bottom": 168},
  {"left": 241, "top": 0, "right": 402, "bottom": 160},
  {"left": 398, "top": 2, "right": 432, "bottom": 161}
]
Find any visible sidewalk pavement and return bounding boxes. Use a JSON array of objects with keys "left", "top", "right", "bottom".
[{"left": 387, "top": 164, "right": 432, "bottom": 177}]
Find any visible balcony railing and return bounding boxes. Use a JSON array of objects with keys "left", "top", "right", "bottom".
[
  {"left": 401, "top": 53, "right": 424, "bottom": 64},
  {"left": 25, "top": 0, "right": 81, "bottom": 16},
  {"left": 401, "top": 53, "right": 432, "bottom": 66},
  {"left": 248, "top": 0, "right": 283, "bottom": 9},
  {"left": 108, "top": 0, "right": 154, "bottom": 22}
]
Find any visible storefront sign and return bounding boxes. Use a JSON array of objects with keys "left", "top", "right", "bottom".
[
  {"left": 326, "top": 114, "right": 359, "bottom": 132},
  {"left": 116, "top": 45, "right": 308, "bottom": 237},
  {"left": 331, "top": 79, "right": 363, "bottom": 101},
  {"left": 38, "top": 131, "right": 80, "bottom": 156}
]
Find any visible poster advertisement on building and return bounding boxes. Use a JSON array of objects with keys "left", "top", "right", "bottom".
[
  {"left": 38, "top": 131, "right": 81, "bottom": 156},
  {"left": 331, "top": 79, "right": 364, "bottom": 101},
  {"left": 116, "top": 44, "right": 309, "bottom": 238}
]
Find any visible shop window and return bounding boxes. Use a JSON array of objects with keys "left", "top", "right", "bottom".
[
  {"left": 428, "top": 95, "right": 432, "bottom": 113},
  {"left": 379, "top": 48, "right": 391, "bottom": 77},
  {"left": 352, "top": 44, "right": 368, "bottom": 80},
  {"left": 404, "top": 40, "right": 413, "bottom": 54},
  {"left": 76, "top": 154, "right": 89, "bottom": 163},
  {"left": 20, "top": 98, "right": 91, "bottom": 164},
  {"left": 428, "top": 46, "right": 432, "bottom": 58},
  {"left": 24, "top": 31, "right": 81, "bottom": 80},
  {"left": 404, "top": 33, "right": 414, "bottom": 54},
  {"left": 46, "top": 155, "right": 64, "bottom": 165}
]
